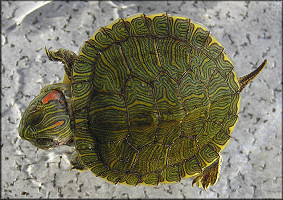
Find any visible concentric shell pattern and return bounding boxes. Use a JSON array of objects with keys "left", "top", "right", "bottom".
[{"left": 70, "top": 13, "right": 240, "bottom": 186}]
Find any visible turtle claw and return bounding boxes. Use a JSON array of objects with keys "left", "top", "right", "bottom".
[
  {"left": 43, "top": 47, "right": 77, "bottom": 81},
  {"left": 192, "top": 174, "right": 210, "bottom": 191},
  {"left": 192, "top": 157, "right": 222, "bottom": 190},
  {"left": 70, "top": 150, "right": 87, "bottom": 171}
]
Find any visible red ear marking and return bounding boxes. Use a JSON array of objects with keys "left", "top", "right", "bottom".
[
  {"left": 49, "top": 120, "right": 64, "bottom": 129},
  {"left": 42, "top": 90, "right": 62, "bottom": 104}
]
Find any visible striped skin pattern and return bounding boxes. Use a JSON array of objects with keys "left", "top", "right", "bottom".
[
  {"left": 71, "top": 13, "right": 240, "bottom": 186},
  {"left": 19, "top": 84, "right": 73, "bottom": 149}
]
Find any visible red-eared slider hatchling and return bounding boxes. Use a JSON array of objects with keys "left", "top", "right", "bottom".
[{"left": 19, "top": 13, "right": 267, "bottom": 190}]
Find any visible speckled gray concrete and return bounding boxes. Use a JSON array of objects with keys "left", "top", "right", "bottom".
[{"left": 1, "top": 1, "right": 282, "bottom": 198}]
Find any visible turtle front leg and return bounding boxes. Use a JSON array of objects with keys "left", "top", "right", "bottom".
[
  {"left": 70, "top": 150, "right": 87, "bottom": 171},
  {"left": 192, "top": 156, "right": 222, "bottom": 190},
  {"left": 44, "top": 47, "right": 78, "bottom": 82}
]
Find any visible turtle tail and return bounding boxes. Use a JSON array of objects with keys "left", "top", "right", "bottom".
[{"left": 238, "top": 59, "right": 267, "bottom": 93}]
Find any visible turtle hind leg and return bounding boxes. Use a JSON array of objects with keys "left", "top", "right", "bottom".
[
  {"left": 192, "top": 156, "right": 222, "bottom": 190},
  {"left": 70, "top": 150, "right": 87, "bottom": 171},
  {"left": 44, "top": 47, "right": 78, "bottom": 82}
]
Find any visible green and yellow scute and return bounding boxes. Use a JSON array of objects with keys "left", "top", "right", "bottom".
[{"left": 71, "top": 13, "right": 241, "bottom": 186}]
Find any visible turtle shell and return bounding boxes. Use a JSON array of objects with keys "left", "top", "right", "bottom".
[{"left": 69, "top": 13, "right": 240, "bottom": 186}]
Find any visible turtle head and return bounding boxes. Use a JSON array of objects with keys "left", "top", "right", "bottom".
[{"left": 19, "top": 83, "right": 74, "bottom": 149}]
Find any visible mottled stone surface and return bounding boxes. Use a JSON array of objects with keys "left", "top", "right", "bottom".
[{"left": 1, "top": 1, "right": 281, "bottom": 198}]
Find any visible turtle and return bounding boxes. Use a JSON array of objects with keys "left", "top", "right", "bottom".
[{"left": 19, "top": 13, "right": 267, "bottom": 190}]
